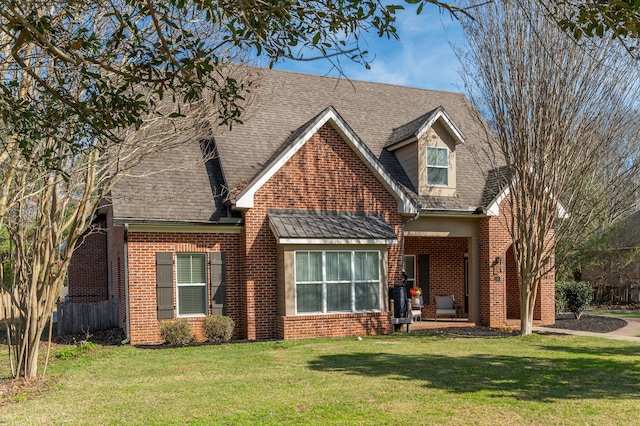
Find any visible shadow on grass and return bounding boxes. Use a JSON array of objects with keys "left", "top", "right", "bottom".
[
  {"left": 306, "top": 337, "right": 640, "bottom": 402},
  {"left": 534, "top": 342, "right": 640, "bottom": 358}
]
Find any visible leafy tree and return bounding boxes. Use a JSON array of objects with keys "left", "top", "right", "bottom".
[
  {"left": 459, "top": 0, "right": 640, "bottom": 335},
  {"left": 0, "top": 0, "right": 467, "bottom": 379},
  {"left": 552, "top": 0, "right": 640, "bottom": 57}
]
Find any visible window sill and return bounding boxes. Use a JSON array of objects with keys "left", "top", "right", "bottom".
[{"left": 295, "top": 310, "right": 381, "bottom": 316}]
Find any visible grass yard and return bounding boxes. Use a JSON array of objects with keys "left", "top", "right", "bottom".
[
  {"left": 1, "top": 332, "right": 639, "bottom": 425},
  {"left": 586, "top": 308, "right": 640, "bottom": 318}
]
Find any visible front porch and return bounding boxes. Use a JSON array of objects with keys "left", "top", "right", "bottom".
[{"left": 402, "top": 214, "right": 555, "bottom": 329}]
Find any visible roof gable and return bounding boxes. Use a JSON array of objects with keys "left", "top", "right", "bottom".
[
  {"left": 385, "top": 106, "right": 466, "bottom": 151},
  {"left": 232, "top": 106, "right": 418, "bottom": 214}
]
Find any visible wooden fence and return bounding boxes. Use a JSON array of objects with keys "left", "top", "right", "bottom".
[
  {"left": 56, "top": 298, "right": 118, "bottom": 336},
  {"left": 0, "top": 291, "right": 19, "bottom": 321},
  {"left": 592, "top": 284, "right": 640, "bottom": 305}
]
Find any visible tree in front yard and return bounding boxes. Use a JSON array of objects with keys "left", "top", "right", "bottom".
[
  {"left": 458, "top": 0, "right": 640, "bottom": 335},
  {"left": 0, "top": 0, "right": 471, "bottom": 379}
]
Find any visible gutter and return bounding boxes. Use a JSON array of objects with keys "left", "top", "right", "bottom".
[
  {"left": 112, "top": 217, "right": 243, "bottom": 226},
  {"left": 121, "top": 223, "right": 131, "bottom": 345},
  {"left": 417, "top": 207, "right": 485, "bottom": 218},
  {"left": 400, "top": 208, "right": 422, "bottom": 278}
]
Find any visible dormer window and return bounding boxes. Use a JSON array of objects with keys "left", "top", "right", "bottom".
[
  {"left": 385, "top": 106, "right": 465, "bottom": 198},
  {"left": 427, "top": 147, "right": 449, "bottom": 186}
]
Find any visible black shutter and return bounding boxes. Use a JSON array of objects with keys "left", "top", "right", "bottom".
[
  {"left": 156, "top": 252, "right": 174, "bottom": 319},
  {"left": 210, "top": 252, "right": 226, "bottom": 315},
  {"left": 418, "top": 254, "right": 430, "bottom": 304}
]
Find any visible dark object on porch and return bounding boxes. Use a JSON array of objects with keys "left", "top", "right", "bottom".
[
  {"left": 391, "top": 286, "right": 408, "bottom": 318},
  {"left": 434, "top": 295, "right": 457, "bottom": 321},
  {"left": 390, "top": 286, "right": 413, "bottom": 331}
]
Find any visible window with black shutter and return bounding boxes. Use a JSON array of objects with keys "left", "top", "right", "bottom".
[
  {"left": 156, "top": 252, "right": 174, "bottom": 319},
  {"left": 209, "top": 252, "right": 226, "bottom": 315}
]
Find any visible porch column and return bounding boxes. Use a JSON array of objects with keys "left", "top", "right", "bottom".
[{"left": 468, "top": 236, "right": 480, "bottom": 323}]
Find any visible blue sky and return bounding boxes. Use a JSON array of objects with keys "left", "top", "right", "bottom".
[{"left": 274, "top": 8, "right": 464, "bottom": 92}]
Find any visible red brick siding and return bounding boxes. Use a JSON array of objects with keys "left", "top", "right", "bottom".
[
  {"left": 68, "top": 216, "right": 109, "bottom": 302},
  {"left": 277, "top": 312, "right": 393, "bottom": 339},
  {"left": 126, "top": 232, "right": 243, "bottom": 345},
  {"left": 404, "top": 237, "right": 468, "bottom": 319},
  {"left": 536, "top": 229, "right": 556, "bottom": 324},
  {"left": 505, "top": 244, "right": 520, "bottom": 319},
  {"left": 245, "top": 123, "right": 403, "bottom": 340}
]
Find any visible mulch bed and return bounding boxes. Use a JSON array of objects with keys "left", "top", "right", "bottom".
[
  {"left": 546, "top": 313, "right": 627, "bottom": 333},
  {"left": 414, "top": 314, "right": 629, "bottom": 337},
  {"left": 415, "top": 326, "right": 521, "bottom": 337}
]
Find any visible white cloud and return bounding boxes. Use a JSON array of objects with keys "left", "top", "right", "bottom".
[{"left": 275, "top": 8, "right": 464, "bottom": 92}]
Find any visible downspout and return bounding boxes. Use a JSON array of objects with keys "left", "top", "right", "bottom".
[
  {"left": 121, "top": 223, "right": 131, "bottom": 345},
  {"left": 400, "top": 207, "right": 422, "bottom": 275}
]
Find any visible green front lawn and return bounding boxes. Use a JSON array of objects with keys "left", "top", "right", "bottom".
[
  {"left": 594, "top": 309, "right": 640, "bottom": 338},
  {"left": 587, "top": 308, "right": 640, "bottom": 318},
  {"left": 2, "top": 333, "right": 639, "bottom": 425}
]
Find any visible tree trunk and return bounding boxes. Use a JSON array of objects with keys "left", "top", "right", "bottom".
[
  {"left": 24, "top": 341, "right": 39, "bottom": 379},
  {"left": 520, "top": 290, "right": 533, "bottom": 336}
]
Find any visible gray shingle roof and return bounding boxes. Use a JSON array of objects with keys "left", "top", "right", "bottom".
[
  {"left": 386, "top": 108, "right": 440, "bottom": 148},
  {"left": 112, "top": 67, "right": 505, "bottom": 222},
  {"left": 268, "top": 210, "right": 396, "bottom": 241}
]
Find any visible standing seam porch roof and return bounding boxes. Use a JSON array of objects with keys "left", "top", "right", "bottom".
[{"left": 268, "top": 210, "right": 397, "bottom": 243}]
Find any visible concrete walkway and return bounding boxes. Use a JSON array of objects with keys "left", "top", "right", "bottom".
[{"left": 534, "top": 316, "right": 640, "bottom": 342}]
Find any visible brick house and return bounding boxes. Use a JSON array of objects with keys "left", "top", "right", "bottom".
[{"left": 68, "top": 68, "right": 555, "bottom": 345}]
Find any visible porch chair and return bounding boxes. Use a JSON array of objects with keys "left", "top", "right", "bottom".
[
  {"left": 434, "top": 295, "right": 457, "bottom": 321},
  {"left": 411, "top": 295, "right": 423, "bottom": 322}
]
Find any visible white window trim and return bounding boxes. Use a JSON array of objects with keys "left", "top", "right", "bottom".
[
  {"left": 404, "top": 254, "right": 416, "bottom": 287},
  {"left": 294, "top": 250, "right": 381, "bottom": 315},
  {"left": 426, "top": 146, "right": 449, "bottom": 187},
  {"left": 176, "top": 253, "right": 208, "bottom": 317}
]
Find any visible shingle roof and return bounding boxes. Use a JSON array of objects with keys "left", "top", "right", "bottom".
[
  {"left": 386, "top": 108, "right": 439, "bottom": 148},
  {"left": 112, "top": 67, "right": 504, "bottom": 222},
  {"left": 268, "top": 210, "right": 396, "bottom": 241}
]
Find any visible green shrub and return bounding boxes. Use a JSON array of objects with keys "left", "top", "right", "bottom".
[
  {"left": 201, "top": 315, "right": 235, "bottom": 342},
  {"left": 556, "top": 281, "right": 594, "bottom": 319},
  {"left": 555, "top": 281, "right": 570, "bottom": 313},
  {"left": 160, "top": 319, "right": 193, "bottom": 345}
]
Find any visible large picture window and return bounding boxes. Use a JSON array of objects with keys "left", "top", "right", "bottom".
[
  {"left": 295, "top": 250, "right": 380, "bottom": 314},
  {"left": 176, "top": 253, "right": 207, "bottom": 316},
  {"left": 427, "top": 146, "right": 449, "bottom": 186}
]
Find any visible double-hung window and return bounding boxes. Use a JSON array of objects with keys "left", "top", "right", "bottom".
[
  {"left": 295, "top": 250, "right": 380, "bottom": 314},
  {"left": 427, "top": 146, "right": 449, "bottom": 186},
  {"left": 176, "top": 253, "right": 207, "bottom": 316}
]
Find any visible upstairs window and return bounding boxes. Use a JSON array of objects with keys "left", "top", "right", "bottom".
[{"left": 427, "top": 146, "right": 449, "bottom": 186}]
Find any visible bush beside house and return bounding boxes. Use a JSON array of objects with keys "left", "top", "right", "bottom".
[
  {"left": 202, "top": 315, "right": 235, "bottom": 342},
  {"left": 160, "top": 319, "right": 193, "bottom": 345}
]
